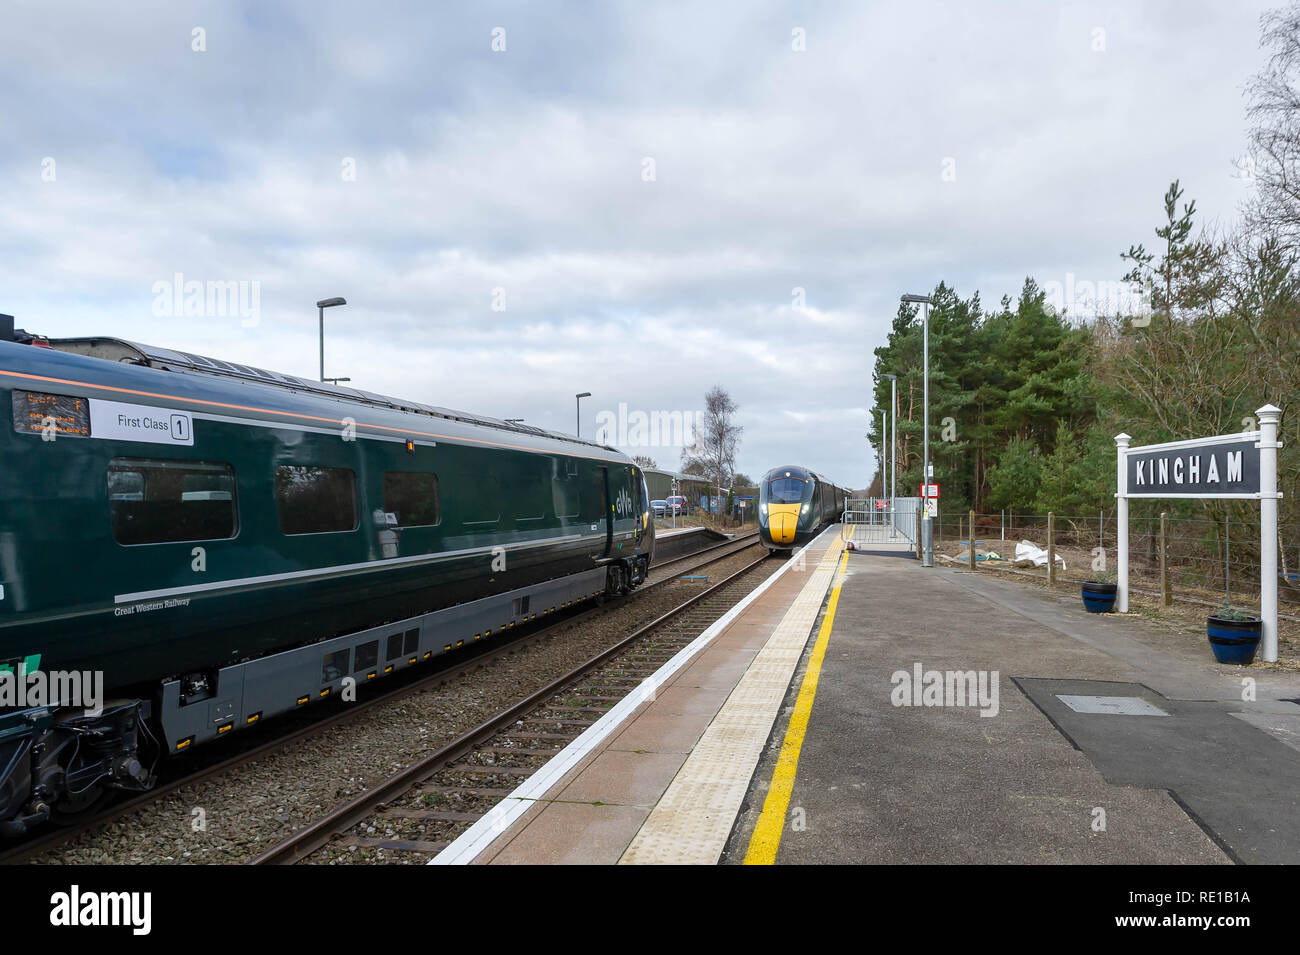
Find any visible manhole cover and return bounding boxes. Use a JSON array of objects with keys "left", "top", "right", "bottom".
[{"left": 1055, "top": 695, "right": 1168, "bottom": 716}]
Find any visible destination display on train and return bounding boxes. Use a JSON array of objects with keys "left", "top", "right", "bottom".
[{"left": 10, "top": 390, "right": 91, "bottom": 437}]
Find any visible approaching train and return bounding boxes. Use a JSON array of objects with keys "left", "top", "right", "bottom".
[
  {"left": 757, "top": 465, "right": 851, "bottom": 552},
  {"left": 0, "top": 322, "right": 654, "bottom": 836}
]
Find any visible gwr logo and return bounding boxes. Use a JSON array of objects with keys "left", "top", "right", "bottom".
[{"left": 616, "top": 488, "right": 633, "bottom": 517}]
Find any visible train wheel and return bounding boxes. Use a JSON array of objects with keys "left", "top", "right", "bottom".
[{"left": 49, "top": 783, "right": 116, "bottom": 825}]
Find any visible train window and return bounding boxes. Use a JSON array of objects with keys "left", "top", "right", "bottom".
[
  {"left": 275, "top": 466, "right": 358, "bottom": 535},
  {"left": 458, "top": 473, "right": 501, "bottom": 526},
  {"left": 383, "top": 472, "right": 440, "bottom": 527},
  {"left": 503, "top": 455, "right": 550, "bottom": 524},
  {"left": 108, "top": 458, "right": 237, "bottom": 545},
  {"left": 580, "top": 471, "right": 607, "bottom": 524},
  {"left": 767, "top": 477, "right": 805, "bottom": 504},
  {"left": 553, "top": 459, "right": 581, "bottom": 519}
]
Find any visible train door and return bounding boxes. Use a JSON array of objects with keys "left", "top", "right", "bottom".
[
  {"left": 633, "top": 468, "right": 649, "bottom": 548},
  {"left": 589, "top": 464, "right": 610, "bottom": 557},
  {"left": 604, "top": 464, "right": 638, "bottom": 550}
]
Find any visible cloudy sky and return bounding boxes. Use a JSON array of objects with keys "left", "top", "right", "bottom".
[{"left": 0, "top": 0, "right": 1277, "bottom": 489}]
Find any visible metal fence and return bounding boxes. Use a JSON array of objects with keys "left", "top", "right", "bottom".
[
  {"left": 931, "top": 508, "right": 1300, "bottom": 612},
  {"left": 843, "top": 497, "right": 921, "bottom": 548}
]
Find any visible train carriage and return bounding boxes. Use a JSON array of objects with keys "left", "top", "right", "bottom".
[{"left": 0, "top": 326, "right": 654, "bottom": 835}]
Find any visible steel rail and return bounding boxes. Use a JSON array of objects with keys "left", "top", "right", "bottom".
[{"left": 247, "top": 551, "right": 773, "bottom": 865}]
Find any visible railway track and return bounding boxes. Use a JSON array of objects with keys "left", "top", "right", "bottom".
[
  {"left": 1, "top": 532, "right": 759, "bottom": 865},
  {"left": 248, "top": 550, "right": 777, "bottom": 864}
]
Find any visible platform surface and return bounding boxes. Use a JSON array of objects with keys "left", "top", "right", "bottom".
[
  {"left": 435, "top": 527, "right": 1300, "bottom": 865},
  {"left": 727, "top": 553, "right": 1300, "bottom": 865},
  {"left": 445, "top": 528, "right": 844, "bottom": 865}
]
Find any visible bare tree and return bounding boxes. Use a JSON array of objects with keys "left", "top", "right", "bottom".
[
  {"left": 631, "top": 455, "right": 658, "bottom": 469},
  {"left": 1247, "top": 4, "right": 1300, "bottom": 246},
  {"left": 681, "top": 386, "right": 742, "bottom": 499}
]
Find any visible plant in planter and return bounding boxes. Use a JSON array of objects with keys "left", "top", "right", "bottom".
[
  {"left": 1206, "top": 510, "right": 1262, "bottom": 664},
  {"left": 1207, "top": 599, "right": 1262, "bottom": 665},
  {"left": 1080, "top": 571, "right": 1117, "bottom": 614}
]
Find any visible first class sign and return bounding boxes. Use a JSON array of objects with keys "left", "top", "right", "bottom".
[
  {"left": 89, "top": 399, "right": 193, "bottom": 446},
  {"left": 1126, "top": 437, "right": 1260, "bottom": 497}
]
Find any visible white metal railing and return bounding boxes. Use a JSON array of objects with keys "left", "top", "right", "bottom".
[{"left": 842, "top": 497, "right": 920, "bottom": 546}]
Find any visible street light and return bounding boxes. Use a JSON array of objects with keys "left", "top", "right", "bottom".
[
  {"left": 575, "top": 392, "right": 591, "bottom": 438},
  {"left": 882, "top": 373, "right": 897, "bottom": 537},
  {"left": 877, "top": 408, "right": 887, "bottom": 525},
  {"left": 901, "top": 293, "right": 933, "bottom": 566},
  {"left": 316, "top": 297, "right": 347, "bottom": 383},
  {"left": 324, "top": 377, "right": 351, "bottom": 385}
]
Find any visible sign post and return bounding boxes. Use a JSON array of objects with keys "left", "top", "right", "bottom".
[
  {"left": 1116, "top": 433, "right": 1130, "bottom": 613},
  {"left": 1260, "top": 406, "right": 1282, "bottom": 663},
  {"left": 1114, "top": 405, "right": 1283, "bottom": 661}
]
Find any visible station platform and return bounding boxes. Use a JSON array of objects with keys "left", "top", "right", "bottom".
[{"left": 432, "top": 525, "right": 1300, "bottom": 865}]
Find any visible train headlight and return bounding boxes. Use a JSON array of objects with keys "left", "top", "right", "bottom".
[
  {"left": 759, "top": 502, "right": 767, "bottom": 516},
  {"left": 801, "top": 503, "right": 810, "bottom": 515}
]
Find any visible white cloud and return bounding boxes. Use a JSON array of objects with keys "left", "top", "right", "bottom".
[{"left": 0, "top": 0, "right": 1277, "bottom": 486}]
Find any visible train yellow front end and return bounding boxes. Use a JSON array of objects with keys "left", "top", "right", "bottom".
[{"left": 758, "top": 465, "right": 848, "bottom": 552}]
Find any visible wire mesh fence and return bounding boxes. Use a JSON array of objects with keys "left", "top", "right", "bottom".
[{"left": 931, "top": 508, "right": 1300, "bottom": 613}]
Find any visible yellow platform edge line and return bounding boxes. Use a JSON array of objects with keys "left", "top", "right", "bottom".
[{"left": 743, "top": 548, "right": 849, "bottom": 865}]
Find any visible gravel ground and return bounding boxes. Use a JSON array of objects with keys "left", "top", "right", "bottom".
[
  {"left": 33, "top": 544, "right": 768, "bottom": 865},
  {"left": 936, "top": 539, "right": 1300, "bottom": 668},
  {"left": 310, "top": 629, "right": 698, "bottom": 864}
]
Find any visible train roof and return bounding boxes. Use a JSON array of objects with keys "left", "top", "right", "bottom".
[
  {"left": 761, "top": 464, "right": 851, "bottom": 492},
  {"left": 6, "top": 334, "right": 628, "bottom": 461}
]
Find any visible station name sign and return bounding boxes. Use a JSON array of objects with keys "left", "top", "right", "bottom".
[{"left": 1126, "top": 436, "right": 1260, "bottom": 497}]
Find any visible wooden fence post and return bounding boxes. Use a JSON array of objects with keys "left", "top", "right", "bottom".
[
  {"left": 969, "top": 510, "right": 976, "bottom": 570},
  {"left": 1160, "top": 511, "right": 1171, "bottom": 606},
  {"left": 1047, "top": 512, "right": 1056, "bottom": 585}
]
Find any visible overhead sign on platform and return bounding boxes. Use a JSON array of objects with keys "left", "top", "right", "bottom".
[{"left": 1125, "top": 436, "right": 1260, "bottom": 498}]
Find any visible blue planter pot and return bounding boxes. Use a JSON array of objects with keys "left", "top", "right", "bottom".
[
  {"left": 1207, "top": 614, "right": 1262, "bottom": 665},
  {"left": 1081, "top": 581, "right": 1117, "bottom": 613}
]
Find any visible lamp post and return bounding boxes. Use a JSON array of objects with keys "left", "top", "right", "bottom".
[
  {"left": 877, "top": 408, "right": 887, "bottom": 523},
  {"left": 575, "top": 392, "right": 591, "bottom": 438},
  {"left": 316, "top": 297, "right": 347, "bottom": 383},
  {"left": 883, "top": 373, "right": 897, "bottom": 537},
  {"left": 901, "top": 293, "right": 932, "bottom": 566},
  {"left": 323, "top": 377, "right": 351, "bottom": 385}
]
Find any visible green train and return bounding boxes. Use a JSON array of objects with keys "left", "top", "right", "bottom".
[
  {"left": 0, "top": 323, "right": 653, "bottom": 835},
  {"left": 757, "top": 465, "right": 850, "bottom": 552}
]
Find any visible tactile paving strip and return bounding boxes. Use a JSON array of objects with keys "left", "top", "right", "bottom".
[{"left": 619, "top": 538, "right": 846, "bottom": 865}]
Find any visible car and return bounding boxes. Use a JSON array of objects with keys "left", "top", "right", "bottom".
[
  {"left": 651, "top": 499, "right": 668, "bottom": 517},
  {"left": 665, "top": 495, "right": 689, "bottom": 515}
]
